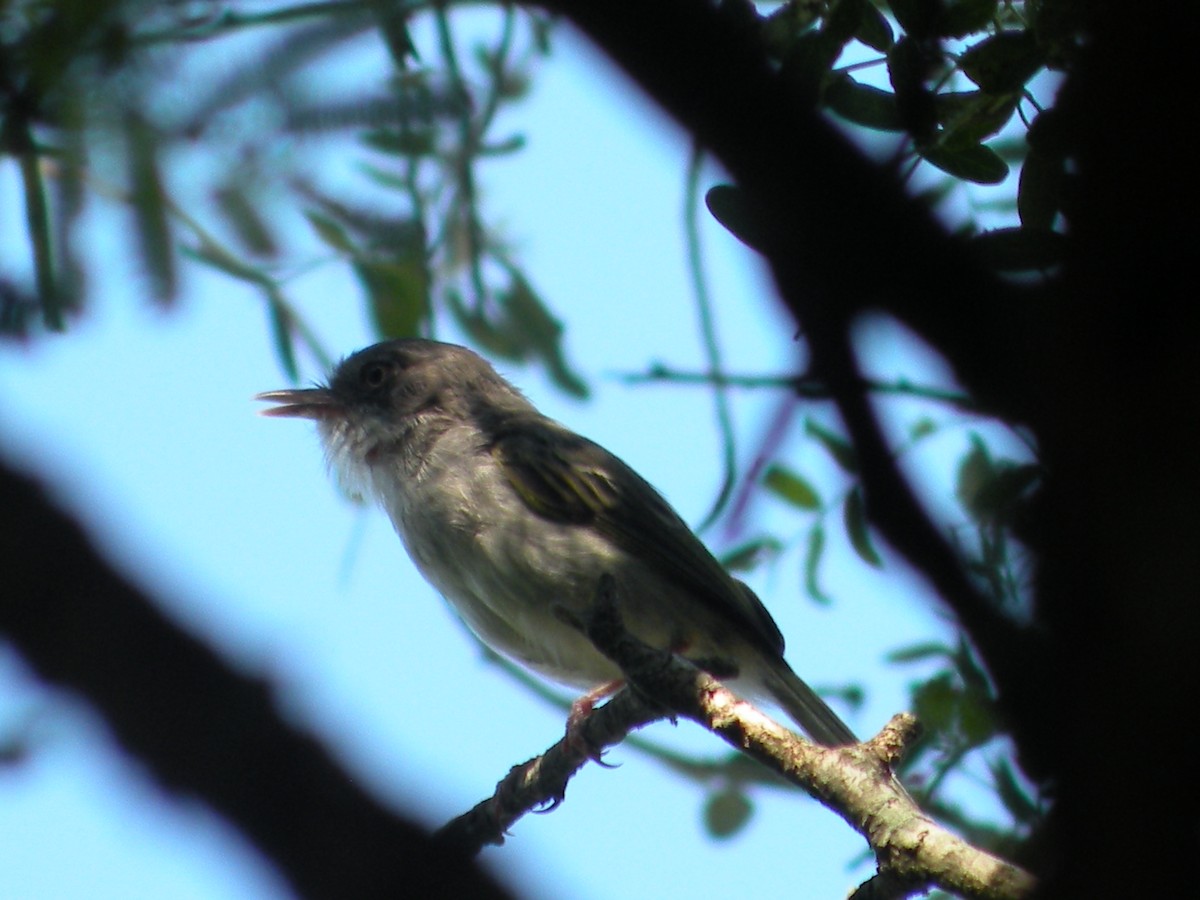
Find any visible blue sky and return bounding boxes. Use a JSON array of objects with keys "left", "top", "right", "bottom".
[{"left": 0, "top": 11, "right": 1012, "bottom": 899}]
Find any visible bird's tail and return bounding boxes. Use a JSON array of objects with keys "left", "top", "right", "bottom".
[{"left": 763, "top": 662, "right": 858, "bottom": 747}]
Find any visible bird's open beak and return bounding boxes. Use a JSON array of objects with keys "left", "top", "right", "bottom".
[{"left": 254, "top": 387, "right": 341, "bottom": 420}]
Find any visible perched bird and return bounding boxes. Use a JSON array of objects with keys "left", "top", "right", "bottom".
[{"left": 257, "top": 339, "right": 856, "bottom": 746}]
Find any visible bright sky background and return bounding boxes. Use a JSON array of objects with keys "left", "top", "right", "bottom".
[{"left": 0, "top": 10, "right": 1017, "bottom": 899}]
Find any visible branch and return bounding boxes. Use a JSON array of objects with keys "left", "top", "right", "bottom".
[
  {"left": 537, "top": 0, "right": 1049, "bottom": 781},
  {"left": 580, "top": 577, "right": 1035, "bottom": 900},
  {"left": 0, "top": 458, "right": 511, "bottom": 900},
  {"left": 436, "top": 684, "right": 666, "bottom": 853},
  {"left": 443, "top": 576, "right": 1034, "bottom": 899}
]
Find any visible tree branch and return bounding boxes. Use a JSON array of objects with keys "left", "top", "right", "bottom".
[
  {"left": 536, "top": 0, "right": 1048, "bottom": 782},
  {"left": 444, "top": 576, "right": 1034, "bottom": 899},
  {"left": 0, "top": 458, "right": 511, "bottom": 900},
  {"left": 436, "top": 684, "right": 666, "bottom": 854}
]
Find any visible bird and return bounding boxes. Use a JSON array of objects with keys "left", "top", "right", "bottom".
[{"left": 257, "top": 338, "right": 856, "bottom": 746}]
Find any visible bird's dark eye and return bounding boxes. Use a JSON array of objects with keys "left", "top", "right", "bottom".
[{"left": 360, "top": 362, "right": 390, "bottom": 389}]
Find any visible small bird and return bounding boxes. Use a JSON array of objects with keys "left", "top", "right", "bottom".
[{"left": 257, "top": 339, "right": 856, "bottom": 746}]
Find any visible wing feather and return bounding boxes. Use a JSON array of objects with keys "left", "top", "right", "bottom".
[{"left": 491, "top": 419, "right": 785, "bottom": 655}]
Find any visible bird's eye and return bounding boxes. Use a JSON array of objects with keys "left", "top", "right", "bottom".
[{"left": 360, "top": 362, "right": 390, "bottom": 389}]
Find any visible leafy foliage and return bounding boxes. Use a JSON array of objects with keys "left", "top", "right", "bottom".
[
  {"left": 0, "top": 0, "right": 584, "bottom": 390},
  {"left": 2, "top": 0, "right": 1074, "bottom": 877}
]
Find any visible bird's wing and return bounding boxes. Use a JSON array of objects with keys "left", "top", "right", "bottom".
[{"left": 490, "top": 419, "right": 785, "bottom": 655}]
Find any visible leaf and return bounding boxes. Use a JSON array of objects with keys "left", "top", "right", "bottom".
[
  {"left": 763, "top": 464, "right": 822, "bottom": 510},
  {"left": 1017, "top": 149, "right": 1065, "bottom": 229},
  {"left": 939, "top": 0, "right": 999, "bottom": 38},
  {"left": 180, "top": 242, "right": 267, "bottom": 285},
  {"left": 445, "top": 289, "right": 525, "bottom": 358},
  {"left": 957, "top": 447, "right": 1040, "bottom": 524},
  {"left": 887, "top": 641, "right": 953, "bottom": 664},
  {"left": 956, "top": 436, "right": 994, "bottom": 520},
  {"left": 353, "top": 258, "right": 429, "bottom": 339},
  {"left": 804, "top": 523, "right": 830, "bottom": 603},
  {"left": 970, "top": 226, "right": 1067, "bottom": 271},
  {"left": 779, "top": 29, "right": 844, "bottom": 107},
  {"left": 499, "top": 272, "right": 589, "bottom": 399},
  {"left": 823, "top": 0, "right": 867, "bottom": 45},
  {"left": 887, "top": 36, "right": 939, "bottom": 140},
  {"left": 960, "top": 30, "right": 1044, "bottom": 93},
  {"left": 919, "top": 142, "right": 1009, "bottom": 184},
  {"left": 305, "top": 210, "right": 357, "bottom": 254},
  {"left": 374, "top": 5, "right": 417, "bottom": 69},
  {"left": 909, "top": 417, "right": 938, "bottom": 440},
  {"left": 17, "top": 148, "right": 61, "bottom": 329},
  {"left": 990, "top": 758, "right": 1041, "bottom": 824},
  {"left": 719, "top": 536, "right": 784, "bottom": 572},
  {"left": 215, "top": 185, "right": 277, "bottom": 257},
  {"left": 911, "top": 672, "right": 959, "bottom": 734},
  {"left": 855, "top": 2, "right": 895, "bottom": 50},
  {"left": 705, "top": 184, "right": 768, "bottom": 252},
  {"left": 805, "top": 419, "right": 858, "bottom": 473},
  {"left": 843, "top": 487, "right": 883, "bottom": 567},
  {"left": 265, "top": 294, "right": 298, "bottom": 381},
  {"left": 704, "top": 788, "right": 753, "bottom": 839},
  {"left": 957, "top": 678, "right": 998, "bottom": 745},
  {"left": 887, "top": 0, "right": 943, "bottom": 39},
  {"left": 361, "top": 127, "right": 436, "bottom": 157},
  {"left": 125, "top": 113, "right": 177, "bottom": 306},
  {"left": 824, "top": 75, "right": 906, "bottom": 131},
  {"left": 760, "top": 0, "right": 822, "bottom": 56},
  {"left": 938, "top": 91, "right": 1021, "bottom": 148}
]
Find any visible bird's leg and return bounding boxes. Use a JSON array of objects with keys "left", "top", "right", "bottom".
[{"left": 564, "top": 679, "right": 624, "bottom": 762}]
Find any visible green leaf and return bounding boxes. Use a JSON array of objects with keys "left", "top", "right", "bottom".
[
  {"left": 446, "top": 290, "right": 525, "bottom": 358},
  {"left": 305, "top": 210, "right": 356, "bottom": 254},
  {"left": 887, "top": 0, "right": 943, "bottom": 38},
  {"left": 960, "top": 30, "right": 1044, "bottom": 93},
  {"left": 938, "top": 91, "right": 1021, "bottom": 148},
  {"left": 780, "top": 29, "right": 844, "bottom": 107},
  {"left": 856, "top": 2, "right": 895, "bottom": 50},
  {"left": 705, "top": 184, "right": 768, "bottom": 252},
  {"left": 763, "top": 464, "right": 822, "bottom": 510},
  {"left": 919, "top": 142, "right": 1009, "bottom": 184},
  {"left": 17, "top": 147, "right": 61, "bottom": 329},
  {"left": 215, "top": 185, "right": 277, "bottom": 257},
  {"left": 805, "top": 419, "right": 858, "bottom": 473},
  {"left": 887, "top": 36, "right": 938, "bottom": 140},
  {"left": 956, "top": 437, "right": 994, "bottom": 520},
  {"left": 804, "top": 523, "right": 830, "bottom": 603},
  {"left": 957, "top": 447, "right": 1040, "bottom": 523},
  {"left": 265, "top": 295, "right": 298, "bottom": 381},
  {"left": 957, "top": 684, "right": 997, "bottom": 745},
  {"left": 353, "top": 258, "right": 429, "bottom": 339},
  {"left": 374, "top": 5, "right": 417, "bottom": 69},
  {"left": 939, "top": 0, "right": 999, "bottom": 38},
  {"left": 911, "top": 672, "right": 959, "bottom": 734},
  {"left": 704, "top": 788, "right": 753, "bottom": 839},
  {"left": 499, "top": 272, "right": 589, "bottom": 399},
  {"left": 990, "top": 758, "right": 1041, "bottom": 824},
  {"left": 970, "top": 226, "right": 1067, "bottom": 271},
  {"left": 824, "top": 75, "right": 906, "bottom": 131},
  {"left": 843, "top": 487, "right": 883, "bottom": 567},
  {"left": 180, "top": 242, "right": 267, "bottom": 285},
  {"left": 1017, "top": 149, "right": 1065, "bottom": 229},
  {"left": 823, "top": 0, "right": 867, "bottom": 45},
  {"left": 909, "top": 417, "right": 938, "bottom": 440},
  {"left": 719, "top": 536, "right": 784, "bottom": 572},
  {"left": 761, "top": 0, "right": 822, "bottom": 56},
  {"left": 125, "top": 114, "right": 177, "bottom": 306},
  {"left": 361, "top": 127, "right": 436, "bottom": 157},
  {"left": 887, "top": 641, "right": 952, "bottom": 664}
]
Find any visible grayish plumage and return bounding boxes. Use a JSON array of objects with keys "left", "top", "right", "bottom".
[{"left": 258, "top": 339, "right": 856, "bottom": 746}]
